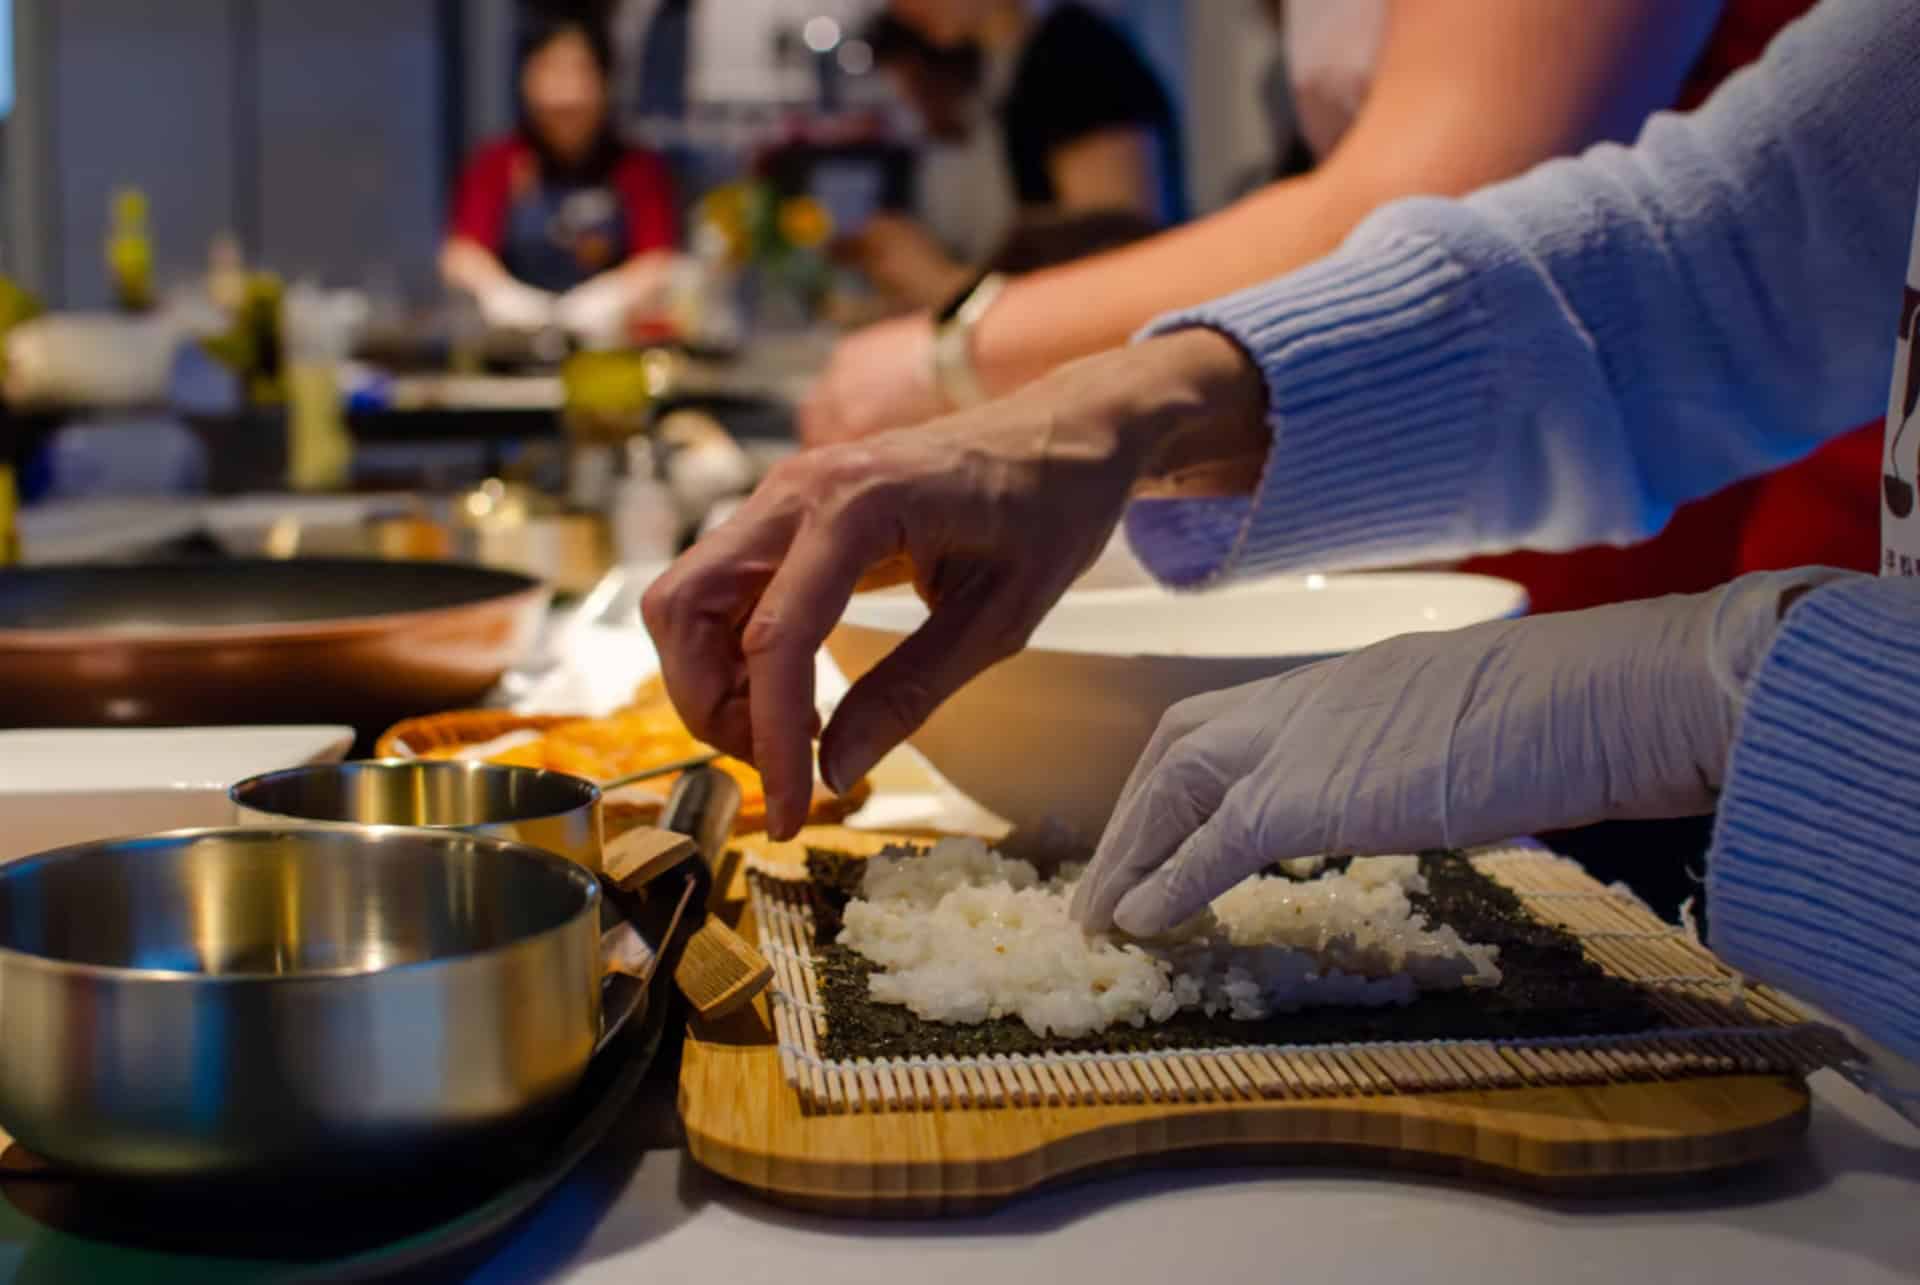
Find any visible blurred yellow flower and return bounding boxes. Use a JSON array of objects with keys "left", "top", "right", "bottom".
[{"left": 777, "top": 196, "right": 834, "bottom": 251}]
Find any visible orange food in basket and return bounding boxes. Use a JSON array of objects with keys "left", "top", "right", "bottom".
[{"left": 393, "top": 677, "right": 863, "bottom": 833}]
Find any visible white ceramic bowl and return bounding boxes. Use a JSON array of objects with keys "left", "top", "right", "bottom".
[
  {"left": 0, "top": 726, "right": 355, "bottom": 862},
  {"left": 826, "top": 573, "right": 1527, "bottom": 843}
]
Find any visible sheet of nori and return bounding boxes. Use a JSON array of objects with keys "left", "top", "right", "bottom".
[{"left": 802, "top": 847, "right": 1678, "bottom": 1063}]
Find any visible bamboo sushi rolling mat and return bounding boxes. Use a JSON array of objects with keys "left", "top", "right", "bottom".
[{"left": 679, "top": 828, "right": 1862, "bottom": 1211}]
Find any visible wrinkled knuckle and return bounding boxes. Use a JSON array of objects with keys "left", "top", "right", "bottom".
[
  {"left": 1160, "top": 730, "right": 1223, "bottom": 788},
  {"left": 1143, "top": 707, "right": 1195, "bottom": 761},
  {"left": 763, "top": 452, "right": 817, "bottom": 494},
  {"left": 1160, "top": 694, "right": 1214, "bottom": 741},
  {"left": 978, "top": 625, "right": 1032, "bottom": 671},
  {"left": 869, "top": 674, "right": 940, "bottom": 738},
  {"left": 1240, "top": 804, "right": 1283, "bottom": 866},
  {"left": 814, "top": 443, "right": 883, "bottom": 495},
  {"left": 640, "top": 572, "right": 684, "bottom": 634},
  {"left": 739, "top": 611, "right": 798, "bottom": 660}
]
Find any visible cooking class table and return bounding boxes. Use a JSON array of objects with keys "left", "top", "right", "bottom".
[
  {"left": 0, "top": 1006, "right": 1910, "bottom": 1282},
  {"left": 497, "top": 642, "right": 1920, "bottom": 1283},
  {"left": 0, "top": 622, "right": 1914, "bottom": 1281},
  {"left": 453, "top": 624, "right": 1920, "bottom": 1283},
  {"left": 470, "top": 1066, "right": 1920, "bottom": 1284}
]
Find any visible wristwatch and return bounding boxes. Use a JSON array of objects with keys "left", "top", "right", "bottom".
[{"left": 930, "top": 271, "right": 1009, "bottom": 410}]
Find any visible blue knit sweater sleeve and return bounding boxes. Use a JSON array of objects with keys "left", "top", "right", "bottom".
[
  {"left": 1713, "top": 575, "right": 1920, "bottom": 1069},
  {"left": 1127, "top": 0, "right": 1920, "bottom": 587}
]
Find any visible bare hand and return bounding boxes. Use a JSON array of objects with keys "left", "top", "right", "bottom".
[
  {"left": 643, "top": 331, "right": 1269, "bottom": 840},
  {"left": 837, "top": 214, "right": 970, "bottom": 309},
  {"left": 797, "top": 313, "right": 945, "bottom": 447}
]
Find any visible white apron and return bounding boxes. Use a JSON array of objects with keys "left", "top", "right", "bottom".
[{"left": 1881, "top": 181, "right": 1920, "bottom": 574}]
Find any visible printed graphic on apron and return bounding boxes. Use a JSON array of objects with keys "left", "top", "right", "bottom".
[
  {"left": 1881, "top": 187, "right": 1920, "bottom": 577},
  {"left": 1881, "top": 287, "right": 1920, "bottom": 519}
]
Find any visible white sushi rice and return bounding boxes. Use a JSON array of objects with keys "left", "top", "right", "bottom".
[{"left": 838, "top": 838, "right": 1503, "bottom": 1040}]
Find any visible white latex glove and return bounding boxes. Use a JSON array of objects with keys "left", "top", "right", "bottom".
[
  {"left": 478, "top": 280, "right": 559, "bottom": 333},
  {"left": 1072, "top": 569, "right": 1854, "bottom": 938}
]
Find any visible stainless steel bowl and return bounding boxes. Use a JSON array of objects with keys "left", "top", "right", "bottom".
[
  {"left": 0, "top": 826, "right": 606, "bottom": 1181},
  {"left": 231, "top": 760, "right": 603, "bottom": 872}
]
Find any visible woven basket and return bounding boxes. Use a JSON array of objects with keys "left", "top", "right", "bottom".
[{"left": 375, "top": 710, "right": 577, "bottom": 759}]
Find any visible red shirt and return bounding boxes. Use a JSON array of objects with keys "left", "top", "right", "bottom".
[
  {"left": 1460, "top": 0, "right": 1878, "bottom": 613},
  {"left": 449, "top": 136, "right": 677, "bottom": 288}
]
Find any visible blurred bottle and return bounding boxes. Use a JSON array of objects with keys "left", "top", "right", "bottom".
[
  {"left": 445, "top": 288, "right": 486, "bottom": 376},
  {"left": 664, "top": 225, "right": 742, "bottom": 351},
  {"left": 0, "top": 461, "right": 17, "bottom": 566},
  {"left": 610, "top": 473, "right": 681, "bottom": 565},
  {"left": 106, "top": 189, "right": 155, "bottom": 314},
  {"left": 207, "top": 232, "right": 247, "bottom": 316},
  {"left": 199, "top": 271, "right": 286, "bottom": 407},
  {"left": 283, "top": 283, "right": 362, "bottom": 491}
]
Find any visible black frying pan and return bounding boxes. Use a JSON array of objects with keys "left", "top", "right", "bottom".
[{"left": 0, "top": 559, "right": 549, "bottom": 731}]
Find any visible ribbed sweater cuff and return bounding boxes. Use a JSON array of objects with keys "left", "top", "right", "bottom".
[
  {"left": 1708, "top": 579, "right": 1920, "bottom": 1064},
  {"left": 1127, "top": 232, "right": 1497, "bottom": 588}
]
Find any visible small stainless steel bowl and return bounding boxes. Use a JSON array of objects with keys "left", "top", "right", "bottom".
[
  {"left": 232, "top": 759, "right": 603, "bottom": 872},
  {"left": 0, "top": 826, "right": 605, "bottom": 1181}
]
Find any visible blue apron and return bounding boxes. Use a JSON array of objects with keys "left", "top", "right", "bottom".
[{"left": 501, "top": 178, "right": 631, "bottom": 294}]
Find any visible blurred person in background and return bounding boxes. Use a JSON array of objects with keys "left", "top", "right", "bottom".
[
  {"left": 801, "top": 2, "right": 1867, "bottom": 612},
  {"left": 442, "top": 8, "right": 678, "bottom": 343},
  {"left": 646, "top": 0, "right": 1920, "bottom": 953},
  {"left": 796, "top": 0, "right": 1837, "bottom": 918},
  {"left": 839, "top": 0, "right": 1184, "bottom": 313}
]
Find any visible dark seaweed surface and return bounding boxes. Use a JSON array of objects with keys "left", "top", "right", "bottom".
[{"left": 804, "top": 847, "right": 1668, "bottom": 1062}]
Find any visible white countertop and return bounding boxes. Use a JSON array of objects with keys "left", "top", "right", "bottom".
[
  {"left": 472, "top": 1065, "right": 1920, "bottom": 1285},
  {"left": 0, "top": 596, "right": 1905, "bottom": 1279},
  {"left": 458, "top": 606, "right": 1920, "bottom": 1285}
]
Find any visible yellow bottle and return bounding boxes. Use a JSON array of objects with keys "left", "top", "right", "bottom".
[
  {"left": 286, "top": 363, "right": 350, "bottom": 491},
  {"left": 283, "top": 283, "right": 351, "bottom": 491},
  {"left": 106, "top": 188, "right": 154, "bottom": 313},
  {"left": 0, "top": 462, "right": 19, "bottom": 567}
]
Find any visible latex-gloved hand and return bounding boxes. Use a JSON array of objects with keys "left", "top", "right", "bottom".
[
  {"left": 1072, "top": 569, "right": 1851, "bottom": 938},
  {"left": 477, "top": 279, "right": 558, "bottom": 333},
  {"left": 796, "top": 313, "right": 943, "bottom": 447}
]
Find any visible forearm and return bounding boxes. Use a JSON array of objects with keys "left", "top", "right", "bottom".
[
  {"left": 605, "top": 250, "right": 676, "bottom": 295},
  {"left": 1709, "top": 575, "right": 1920, "bottom": 1064},
  {"left": 1128, "top": 0, "right": 1920, "bottom": 587},
  {"left": 970, "top": 0, "right": 1728, "bottom": 400},
  {"left": 971, "top": 175, "right": 1362, "bottom": 395},
  {"left": 440, "top": 238, "right": 515, "bottom": 297}
]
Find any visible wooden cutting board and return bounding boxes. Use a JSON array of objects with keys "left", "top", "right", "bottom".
[{"left": 678, "top": 828, "right": 1821, "bottom": 1216}]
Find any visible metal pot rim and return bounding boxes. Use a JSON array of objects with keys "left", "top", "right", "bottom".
[
  {"left": 0, "top": 824, "right": 603, "bottom": 985},
  {"left": 230, "top": 759, "right": 605, "bottom": 824}
]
